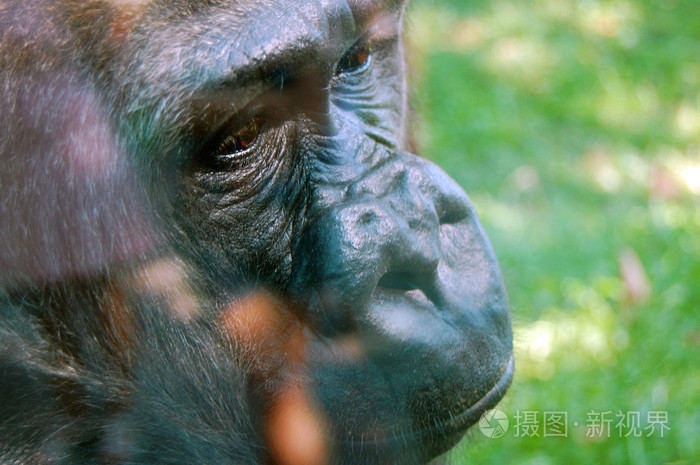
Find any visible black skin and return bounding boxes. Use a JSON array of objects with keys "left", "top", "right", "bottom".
[{"left": 0, "top": 1, "right": 513, "bottom": 464}]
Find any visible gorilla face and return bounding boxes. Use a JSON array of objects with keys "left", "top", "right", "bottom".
[
  {"left": 0, "top": 1, "right": 512, "bottom": 464},
  {"left": 117, "top": 1, "right": 513, "bottom": 460}
]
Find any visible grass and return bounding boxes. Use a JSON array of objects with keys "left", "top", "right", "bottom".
[{"left": 405, "top": 0, "right": 700, "bottom": 463}]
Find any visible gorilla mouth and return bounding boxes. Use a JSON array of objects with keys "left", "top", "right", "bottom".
[
  {"left": 337, "top": 353, "right": 514, "bottom": 447},
  {"left": 431, "top": 353, "right": 514, "bottom": 435}
]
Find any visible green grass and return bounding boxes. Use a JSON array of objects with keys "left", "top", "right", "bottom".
[{"left": 405, "top": 0, "right": 700, "bottom": 463}]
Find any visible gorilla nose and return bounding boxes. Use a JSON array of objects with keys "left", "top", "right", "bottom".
[{"left": 292, "top": 152, "right": 470, "bottom": 334}]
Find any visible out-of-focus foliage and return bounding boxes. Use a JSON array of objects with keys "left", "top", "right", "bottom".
[{"left": 406, "top": 0, "right": 700, "bottom": 463}]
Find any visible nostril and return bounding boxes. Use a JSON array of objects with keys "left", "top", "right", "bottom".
[
  {"left": 376, "top": 270, "right": 439, "bottom": 305},
  {"left": 359, "top": 210, "right": 377, "bottom": 225},
  {"left": 377, "top": 271, "right": 426, "bottom": 291},
  {"left": 438, "top": 209, "right": 466, "bottom": 226},
  {"left": 416, "top": 158, "right": 472, "bottom": 225},
  {"left": 436, "top": 194, "right": 470, "bottom": 225}
]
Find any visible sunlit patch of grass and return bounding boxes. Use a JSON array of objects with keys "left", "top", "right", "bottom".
[
  {"left": 674, "top": 99, "right": 700, "bottom": 139},
  {"left": 573, "top": 0, "right": 642, "bottom": 45},
  {"left": 516, "top": 276, "right": 627, "bottom": 381},
  {"left": 484, "top": 36, "right": 559, "bottom": 92},
  {"left": 681, "top": 162, "right": 700, "bottom": 194},
  {"left": 595, "top": 74, "right": 662, "bottom": 131}
]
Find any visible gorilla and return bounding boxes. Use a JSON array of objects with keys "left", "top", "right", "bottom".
[{"left": 0, "top": 1, "right": 513, "bottom": 464}]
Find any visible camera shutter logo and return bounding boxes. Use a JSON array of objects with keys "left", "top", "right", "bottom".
[{"left": 479, "top": 409, "right": 509, "bottom": 438}]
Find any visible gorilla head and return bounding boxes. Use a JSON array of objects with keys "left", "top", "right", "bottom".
[{"left": 0, "top": 1, "right": 513, "bottom": 464}]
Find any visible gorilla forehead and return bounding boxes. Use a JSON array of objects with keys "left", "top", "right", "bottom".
[
  {"left": 118, "top": 0, "right": 407, "bottom": 178},
  {"left": 127, "top": 0, "right": 405, "bottom": 90}
]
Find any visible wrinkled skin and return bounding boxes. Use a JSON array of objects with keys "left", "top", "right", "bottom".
[{"left": 0, "top": 1, "right": 513, "bottom": 464}]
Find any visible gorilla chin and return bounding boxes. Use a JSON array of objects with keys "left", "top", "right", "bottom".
[{"left": 0, "top": 0, "right": 513, "bottom": 464}]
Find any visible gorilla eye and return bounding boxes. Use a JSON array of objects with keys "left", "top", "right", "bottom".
[
  {"left": 336, "top": 40, "right": 372, "bottom": 75},
  {"left": 214, "top": 116, "right": 262, "bottom": 157}
]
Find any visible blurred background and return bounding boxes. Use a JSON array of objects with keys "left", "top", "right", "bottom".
[{"left": 405, "top": 0, "right": 700, "bottom": 463}]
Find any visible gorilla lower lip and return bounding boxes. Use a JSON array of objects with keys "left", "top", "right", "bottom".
[
  {"left": 337, "top": 354, "right": 514, "bottom": 446},
  {"left": 437, "top": 354, "right": 515, "bottom": 433}
]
